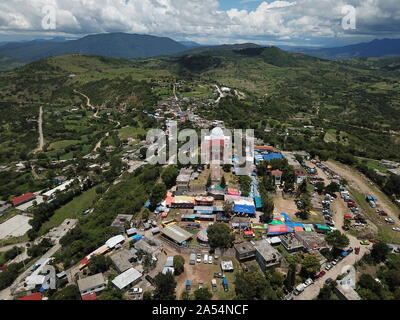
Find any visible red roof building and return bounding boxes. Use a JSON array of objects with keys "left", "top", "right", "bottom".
[
  {"left": 271, "top": 170, "right": 283, "bottom": 177},
  {"left": 82, "top": 292, "right": 97, "bottom": 301},
  {"left": 10, "top": 193, "right": 36, "bottom": 206},
  {"left": 18, "top": 292, "right": 42, "bottom": 301}
]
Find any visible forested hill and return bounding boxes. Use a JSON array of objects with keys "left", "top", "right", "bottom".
[{"left": 0, "top": 33, "right": 189, "bottom": 62}]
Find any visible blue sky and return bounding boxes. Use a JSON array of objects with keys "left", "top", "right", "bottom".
[{"left": 0, "top": 0, "right": 399, "bottom": 47}]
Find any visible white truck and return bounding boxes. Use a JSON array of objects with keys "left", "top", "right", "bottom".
[{"left": 294, "top": 283, "right": 307, "bottom": 296}]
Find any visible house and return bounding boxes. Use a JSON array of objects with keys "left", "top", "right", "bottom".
[
  {"left": 10, "top": 193, "right": 36, "bottom": 207},
  {"left": 234, "top": 242, "right": 256, "bottom": 261},
  {"left": 105, "top": 235, "right": 125, "bottom": 249},
  {"left": 111, "top": 214, "right": 133, "bottom": 233},
  {"left": 253, "top": 240, "right": 281, "bottom": 271},
  {"left": 112, "top": 267, "right": 142, "bottom": 290},
  {"left": 280, "top": 234, "right": 304, "bottom": 253},
  {"left": 335, "top": 284, "right": 361, "bottom": 300},
  {"left": 77, "top": 273, "right": 106, "bottom": 296},
  {"left": 110, "top": 249, "right": 136, "bottom": 273},
  {"left": 18, "top": 292, "right": 43, "bottom": 300},
  {"left": 176, "top": 168, "right": 193, "bottom": 194},
  {"left": 271, "top": 170, "right": 283, "bottom": 186},
  {"left": 161, "top": 225, "right": 193, "bottom": 245}
]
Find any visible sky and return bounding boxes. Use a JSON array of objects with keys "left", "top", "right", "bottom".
[{"left": 0, "top": 0, "right": 399, "bottom": 47}]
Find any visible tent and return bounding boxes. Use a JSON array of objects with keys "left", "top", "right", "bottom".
[
  {"left": 197, "top": 229, "right": 209, "bottom": 243},
  {"left": 269, "top": 220, "right": 284, "bottom": 226},
  {"left": 132, "top": 234, "right": 143, "bottom": 242},
  {"left": 233, "top": 204, "right": 256, "bottom": 215},
  {"left": 294, "top": 226, "right": 304, "bottom": 232},
  {"left": 267, "top": 225, "right": 293, "bottom": 235},
  {"left": 281, "top": 213, "right": 291, "bottom": 222},
  {"left": 254, "top": 197, "right": 263, "bottom": 208}
]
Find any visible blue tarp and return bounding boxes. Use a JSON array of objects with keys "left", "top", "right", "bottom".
[
  {"left": 285, "top": 222, "right": 305, "bottom": 228},
  {"left": 39, "top": 285, "right": 49, "bottom": 292},
  {"left": 196, "top": 210, "right": 214, "bottom": 215},
  {"left": 254, "top": 197, "right": 263, "bottom": 208},
  {"left": 145, "top": 201, "right": 151, "bottom": 208},
  {"left": 132, "top": 234, "right": 143, "bottom": 242},
  {"left": 223, "top": 278, "right": 228, "bottom": 285},
  {"left": 262, "top": 153, "right": 283, "bottom": 161},
  {"left": 233, "top": 204, "right": 256, "bottom": 215},
  {"left": 281, "top": 213, "right": 291, "bottom": 223},
  {"left": 341, "top": 251, "right": 348, "bottom": 257}
]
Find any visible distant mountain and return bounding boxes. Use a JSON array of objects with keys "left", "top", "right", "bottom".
[
  {"left": 296, "top": 38, "right": 400, "bottom": 60},
  {"left": 179, "top": 43, "right": 262, "bottom": 56},
  {"left": 179, "top": 41, "right": 202, "bottom": 47},
  {"left": 0, "top": 33, "right": 188, "bottom": 62}
]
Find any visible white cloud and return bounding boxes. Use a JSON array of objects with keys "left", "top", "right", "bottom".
[{"left": 0, "top": 0, "right": 398, "bottom": 45}]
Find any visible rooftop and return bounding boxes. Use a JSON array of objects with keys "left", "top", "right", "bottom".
[
  {"left": 112, "top": 267, "right": 142, "bottom": 290},
  {"left": 161, "top": 225, "right": 193, "bottom": 244},
  {"left": 77, "top": 273, "right": 106, "bottom": 293},
  {"left": 234, "top": 242, "right": 256, "bottom": 255},
  {"left": 253, "top": 239, "right": 281, "bottom": 262}
]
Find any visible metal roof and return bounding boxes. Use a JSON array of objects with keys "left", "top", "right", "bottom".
[{"left": 161, "top": 225, "right": 193, "bottom": 244}]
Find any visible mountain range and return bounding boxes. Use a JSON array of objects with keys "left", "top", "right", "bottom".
[
  {"left": 0, "top": 33, "right": 400, "bottom": 68},
  {"left": 294, "top": 38, "right": 400, "bottom": 60}
]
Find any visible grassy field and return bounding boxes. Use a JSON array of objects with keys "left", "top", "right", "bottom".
[
  {"left": 212, "top": 258, "right": 240, "bottom": 300},
  {"left": 118, "top": 125, "right": 147, "bottom": 140},
  {"left": 348, "top": 187, "right": 400, "bottom": 244},
  {"left": 38, "top": 186, "right": 99, "bottom": 236}
]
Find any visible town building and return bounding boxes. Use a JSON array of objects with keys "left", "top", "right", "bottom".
[
  {"left": 10, "top": 193, "right": 37, "bottom": 207},
  {"left": 77, "top": 273, "right": 106, "bottom": 296},
  {"left": 234, "top": 242, "right": 256, "bottom": 261},
  {"left": 161, "top": 225, "right": 193, "bottom": 245},
  {"left": 110, "top": 249, "right": 136, "bottom": 273},
  {"left": 112, "top": 267, "right": 142, "bottom": 290},
  {"left": 280, "top": 233, "right": 304, "bottom": 253},
  {"left": 271, "top": 170, "right": 283, "bottom": 186},
  {"left": 253, "top": 240, "right": 281, "bottom": 271}
]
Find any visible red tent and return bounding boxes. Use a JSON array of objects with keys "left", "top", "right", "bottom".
[
  {"left": 344, "top": 214, "right": 353, "bottom": 219},
  {"left": 18, "top": 292, "right": 42, "bottom": 301}
]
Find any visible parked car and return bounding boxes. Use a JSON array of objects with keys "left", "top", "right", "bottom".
[
  {"left": 385, "top": 218, "right": 395, "bottom": 224},
  {"left": 208, "top": 256, "right": 213, "bottom": 264},
  {"left": 347, "top": 248, "right": 354, "bottom": 254},
  {"left": 198, "top": 282, "right": 204, "bottom": 290},
  {"left": 203, "top": 254, "right": 208, "bottom": 264},
  {"left": 284, "top": 295, "right": 294, "bottom": 300},
  {"left": 355, "top": 247, "right": 360, "bottom": 255},
  {"left": 128, "top": 288, "right": 143, "bottom": 295},
  {"left": 316, "top": 271, "right": 326, "bottom": 278},
  {"left": 294, "top": 283, "right": 307, "bottom": 295},
  {"left": 393, "top": 228, "right": 400, "bottom": 232},
  {"left": 325, "top": 264, "right": 333, "bottom": 271},
  {"left": 304, "top": 279, "right": 314, "bottom": 287},
  {"left": 360, "top": 240, "right": 370, "bottom": 245},
  {"left": 214, "top": 273, "right": 224, "bottom": 279},
  {"left": 325, "top": 278, "right": 334, "bottom": 284}
]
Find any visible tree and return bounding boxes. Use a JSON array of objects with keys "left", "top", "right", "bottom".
[
  {"left": 143, "top": 291, "right": 153, "bottom": 300},
  {"left": 325, "top": 230, "right": 350, "bottom": 250},
  {"left": 153, "top": 271, "right": 177, "bottom": 300},
  {"left": 206, "top": 174, "right": 212, "bottom": 189},
  {"left": 97, "top": 285, "right": 123, "bottom": 300},
  {"left": 315, "top": 182, "right": 325, "bottom": 194},
  {"left": 223, "top": 201, "right": 234, "bottom": 217},
  {"left": 325, "top": 182, "right": 340, "bottom": 194},
  {"left": 222, "top": 164, "right": 232, "bottom": 173},
  {"left": 234, "top": 268, "right": 268, "bottom": 300},
  {"left": 50, "top": 285, "right": 81, "bottom": 300},
  {"left": 317, "top": 283, "right": 335, "bottom": 300},
  {"left": 88, "top": 255, "right": 112, "bottom": 275},
  {"left": 173, "top": 255, "right": 185, "bottom": 275},
  {"left": 207, "top": 223, "right": 235, "bottom": 248},
  {"left": 301, "top": 254, "right": 321, "bottom": 277},
  {"left": 371, "top": 241, "right": 390, "bottom": 263},
  {"left": 221, "top": 175, "right": 227, "bottom": 189},
  {"left": 284, "top": 263, "right": 296, "bottom": 291},
  {"left": 161, "top": 166, "right": 179, "bottom": 189},
  {"left": 260, "top": 197, "right": 274, "bottom": 223},
  {"left": 194, "top": 287, "right": 213, "bottom": 300},
  {"left": 149, "top": 183, "right": 167, "bottom": 209}
]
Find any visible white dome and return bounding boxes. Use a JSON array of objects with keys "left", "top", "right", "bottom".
[{"left": 210, "top": 127, "right": 224, "bottom": 138}]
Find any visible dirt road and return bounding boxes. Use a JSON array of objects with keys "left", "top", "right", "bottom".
[
  {"left": 326, "top": 161, "right": 400, "bottom": 226},
  {"left": 33, "top": 106, "right": 44, "bottom": 153}
]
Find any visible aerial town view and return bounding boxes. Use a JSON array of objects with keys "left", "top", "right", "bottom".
[{"left": 0, "top": 0, "right": 400, "bottom": 312}]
